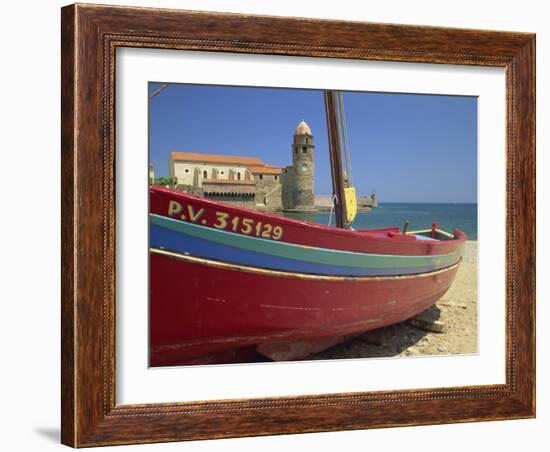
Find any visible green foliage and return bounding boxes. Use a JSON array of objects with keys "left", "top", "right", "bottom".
[{"left": 151, "top": 177, "right": 177, "bottom": 186}]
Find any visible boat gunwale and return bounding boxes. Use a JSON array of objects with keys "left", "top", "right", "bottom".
[{"left": 151, "top": 186, "right": 468, "bottom": 246}]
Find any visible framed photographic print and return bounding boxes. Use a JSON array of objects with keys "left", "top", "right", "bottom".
[{"left": 61, "top": 3, "right": 535, "bottom": 447}]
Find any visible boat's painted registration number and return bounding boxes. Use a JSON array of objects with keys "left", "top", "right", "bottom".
[{"left": 167, "top": 200, "right": 284, "bottom": 241}]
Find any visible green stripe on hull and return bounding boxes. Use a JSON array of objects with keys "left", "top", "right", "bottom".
[{"left": 150, "top": 214, "right": 461, "bottom": 270}]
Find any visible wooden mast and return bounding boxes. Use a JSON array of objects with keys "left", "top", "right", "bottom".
[{"left": 324, "top": 90, "right": 349, "bottom": 229}]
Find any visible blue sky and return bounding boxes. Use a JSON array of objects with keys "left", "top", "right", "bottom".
[{"left": 149, "top": 83, "right": 477, "bottom": 203}]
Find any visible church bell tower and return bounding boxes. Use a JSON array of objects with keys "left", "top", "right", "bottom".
[{"left": 290, "top": 120, "right": 315, "bottom": 211}]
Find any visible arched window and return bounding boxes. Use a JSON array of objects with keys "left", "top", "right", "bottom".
[
  {"left": 237, "top": 172, "right": 241, "bottom": 180},
  {"left": 302, "top": 146, "right": 307, "bottom": 153},
  {"left": 203, "top": 170, "right": 207, "bottom": 179}
]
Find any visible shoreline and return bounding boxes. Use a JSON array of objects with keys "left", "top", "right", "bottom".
[{"left": 309, "top": 241, "right": 478, "bottom": 360}]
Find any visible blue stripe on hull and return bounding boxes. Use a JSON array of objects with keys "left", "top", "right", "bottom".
[{"left": 150, "top": 223, "right": 447, "bottom": 277}]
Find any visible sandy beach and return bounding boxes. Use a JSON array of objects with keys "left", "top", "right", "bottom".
[{"left": 309, "top": 241, "right": 478, "bottom": 360}]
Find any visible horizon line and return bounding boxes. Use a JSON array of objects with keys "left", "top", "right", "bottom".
[{"left": 376, "top": 201, "right": 477, "bottom": 204}]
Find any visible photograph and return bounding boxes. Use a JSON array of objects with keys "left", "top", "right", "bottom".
[
  {"left": 53, "top": 1, "right": 537, "bottom": 447},
  {"left": 148, "top": 83, "right": 478, "bottom": 367}
]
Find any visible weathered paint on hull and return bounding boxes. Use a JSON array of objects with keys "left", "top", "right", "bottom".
[{"left": 150, "top": 250, "right": 460, "bottom": 366}]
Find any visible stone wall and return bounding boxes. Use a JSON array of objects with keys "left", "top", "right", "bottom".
[
  {"left": 281, "top": 166, "right": 294, "bottom": 210},
  {"left": 204, "top": 195, "right": 256, "bottom": 209},
  {"left": 202, "top": 181, "right": 256, "bottom": 197},
  {"left": 255, "top": 174, "right": 282, "bottom": 211},
  {"left": 174, "top": 183, "right": 283, "bottom": 212}
]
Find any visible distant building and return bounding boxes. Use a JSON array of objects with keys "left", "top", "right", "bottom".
[
  {"left": 168, "top": 120, "right": 316, "bottom": 212},
  {"left": 315, "top": 192, "right": 377, "bottom": 211}
]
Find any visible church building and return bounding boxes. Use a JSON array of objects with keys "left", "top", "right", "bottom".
[{"left": 167, "top": 120, "right": 316, "bottom": 212}]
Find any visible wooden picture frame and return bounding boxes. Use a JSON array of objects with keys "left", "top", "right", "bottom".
[{"left": 61, "top": 3, "right": 535, "bottom": 447}]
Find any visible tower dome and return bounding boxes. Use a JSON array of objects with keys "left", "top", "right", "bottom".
[{"left": 294, "top": 120, "right": 312, "bottom": 136}]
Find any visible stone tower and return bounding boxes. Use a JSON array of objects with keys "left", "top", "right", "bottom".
[{"left": 284, "top": 120, "right": 315, "bottom": 211}]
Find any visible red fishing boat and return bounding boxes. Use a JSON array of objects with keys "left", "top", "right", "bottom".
[{"left": 149, "top": 91, "right": 466, "bottom": 366}]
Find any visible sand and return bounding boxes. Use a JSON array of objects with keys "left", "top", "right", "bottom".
[{"left": 309, "top": 241, "right": 478, "bottom": 360}]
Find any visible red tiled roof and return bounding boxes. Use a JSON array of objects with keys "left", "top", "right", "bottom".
[
  {"left": 247, "top": 165, "right": 282, "bottom": 175},
  {"left": 171, "top": 152, "right": 265, "bottom": 166},
  {"left": 171, "top": 152, "right": 282, "bottom": 175}
]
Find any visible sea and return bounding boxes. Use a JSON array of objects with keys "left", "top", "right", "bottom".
[{"left": 284, "top": 203, "right": 478, "bottom": 241}]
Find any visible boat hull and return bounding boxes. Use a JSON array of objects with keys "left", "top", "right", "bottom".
[{"left": 150, "top": 250, "right": 460, "bottom": 366}]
